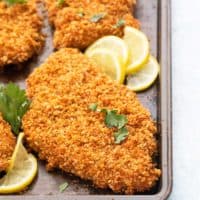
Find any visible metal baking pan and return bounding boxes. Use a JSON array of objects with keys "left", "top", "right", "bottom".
[{"left": 0, "top": 0, "right": 172, "bottom": 199}]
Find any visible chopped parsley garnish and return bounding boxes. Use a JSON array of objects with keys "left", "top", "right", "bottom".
[
  {"left": 113, "top": 19, "right": 126, "bottom": 28},
  {"left": 0, "top": 83, "right": 31, "bottom": 135},
  {"left": 89, "top": 103, "right": 98, "bottom": 111},
  {"left": 59, "top": 182, "right": 69, "bottom": 192},
  {"left": 105, "top": 110, "right": 128, "bottom": 129},
  {"left": 77, "top": 11, "right": 84, "bottom": 17},
  {"left": 57, "top": 0, "right": 65, "bottom": 6},
  {"left": 89, "top": 103, "right": 129, "bottom": 144},
  {"left": 90, "top": 13, "right": 106, "bottom": 23},
  {"left": 114, "top": 126, "right": 129, "bottom": 144},
  {"left": 3, "top": 0, "right": 26, "bottom": 5}
]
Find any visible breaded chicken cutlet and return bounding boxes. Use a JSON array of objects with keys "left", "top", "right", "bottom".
[
  {"left": 23, "top": 48, "right": 161, "bottom": 194},
  {"left": 44, "top": 0, "right": 140, "bottom": 49},
  {"left": 0, "top": 0, "right": 44, "bottom": 68},
  {"left": 0, "top": 115, "right": 15, "bottom": 172}
]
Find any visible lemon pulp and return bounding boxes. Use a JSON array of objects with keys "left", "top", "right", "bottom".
[
  {"left": 86, "top": 48, "right": 126, "bottom": 83},
  {"left": 0, "top": 132, "right": 38, "bottom": 194},
  {"left": 126, "top": 55, "right": 160, "bottom": 92},
  {"left": 123, "top": 26, "right": 150, "bottom": 74},
  {"left": 86, "top": 35, "right": 129, "bottom": 65}
]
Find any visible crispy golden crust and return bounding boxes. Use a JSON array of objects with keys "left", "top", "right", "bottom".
[
  {"left": 0, "top": 0, "right": 44, "bottom": 68},
  {"left": 44, "top": 0, "right": 140, "bottom": 49},
  {"left": 23, "top": 48, "right": 160, "bottom": 194},
  {"left": 0, "top": 115, "right": 15, "bottom": 172}
]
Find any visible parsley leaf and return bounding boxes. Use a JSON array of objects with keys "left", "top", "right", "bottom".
[
  {"left": 59, "top": 182, "right": 69, "bottom": 192},
  {"left": 89, "top": 103, "right": 98, "bottom": 111},
  {"left": 90, "top": 13, "right": 106, "bottom": 23},
  {"left": 113, "top": 19, "right": 126, "bottom": 28},
  {"left": 114, "top": 126, "right": 129, "bottom": 144},
  {"left": 3, "top": 0, "right": 26, "bottom": 5},
  {"left": 0, "top": 83, "right": 30, "bottom": 135},
  {"left": 57, "top": 0, "right": 65, "bottom": 6},
  {"left": 105, "top": 110, "right": 128, "bottom": 129}
]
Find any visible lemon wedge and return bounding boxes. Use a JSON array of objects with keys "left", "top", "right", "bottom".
[
  {"left": 85, "top": 36, "right": 129, "bottom": 65},
  {"left": 86, "top": 48, "right": 125, "bottom": 83},
  {"left": 126, "top": 55, "right": 160, "bottom": 92},
  {"left": 0, "top": 132, "right": 37, "bottom": 194},
  {"left": 123, "top": 26, "right": 150, "bottom": 74}
]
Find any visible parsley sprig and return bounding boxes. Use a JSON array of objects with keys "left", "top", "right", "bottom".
[
  {"left": 0, "top": 83, "right": 30, "bottom": 135},
  {"left": 89, "top": 103, "right": 129, "bottom": 144},
  {"left": 3, "top": 0, "right": 27, "bottom": 5}
]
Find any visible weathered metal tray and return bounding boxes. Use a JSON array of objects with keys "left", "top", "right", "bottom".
[{"left": 0, "top": 0, "right": 172, "bottom": 199}]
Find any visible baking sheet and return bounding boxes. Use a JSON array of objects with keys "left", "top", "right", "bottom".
[{"left": 0, "top": 0, "right": 172, "bottom": 199}]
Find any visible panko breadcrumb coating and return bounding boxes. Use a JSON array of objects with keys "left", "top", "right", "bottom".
[
  {"left": 23, "top": 48, "right": 161, "bottom": 194},
  {"left": 0, "top": 114, "right": 15, "bottom": 172},
  {"left": 0, "top": 0, "right": 44, "bottom": 68},
  {"left": 44, "top": 0, "right": 140, "bottom": 49}
]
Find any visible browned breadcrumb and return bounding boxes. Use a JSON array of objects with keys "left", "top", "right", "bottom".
[
  {"left": 0, "top": 0, "right": 44, "bottom": 68},
  {"left": 44, "top": 0, "right": 140, "bottom": 49},
  {"left": 0, "top": 114, "right": 16, "bottom": 172},
  {"left": 23, "top": 48, "right": 161, "bottom": 194}
]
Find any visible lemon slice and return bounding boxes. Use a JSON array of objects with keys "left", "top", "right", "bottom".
[
  {"left": 85, "top": 36, "right": 129, "bottom": 65},
  {"left": 126, "top": 55, "right": 160, "bottom": 92},
  {"left": 0, "top": 133, "right": 37, "bottom": 194},
  {"left": 123, "top": 26, "right": 150, "bottom": 74},
  {"left": 86, "top": 48, "right": 125, "bottom": 83}
]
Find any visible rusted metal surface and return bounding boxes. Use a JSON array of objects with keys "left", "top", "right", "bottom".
[{"left": 0, "top": 0, "right": 172, "bottom": 199}]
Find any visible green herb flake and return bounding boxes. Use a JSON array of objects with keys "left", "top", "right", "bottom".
[
  {"left": 90, "top": 13, "right": 106, "bottom": 23},
  {"left": 59, "top": 182, "right": 69, "bottom": 193},
  {"left": 77, "top": 11, "right": 84, "bottom": 17},
  {"left": 57, "top": 0, "right": 65, "bottom": 6},
  {"left": 114, "top": 126, "right": 129, "bottom": 144},
  {"left": 100, "top": 108, "right": 107, "bottom": 114},
  {"left": 113, "top": 19, "right": 126, "bottom": 28},
  {"left": 89, "top": 103, "right": 98, "bottom": 111},
  {"left": 3, "top": 0, "right": 26, "bottom": 5},
  {"left": 0, "top": 83, "right": 31, "bottom": 135},
  {"left": 89, "top": 103, "right": 129, "bottom": 144},
  {"left": 105, "top": 110, "right": 128, "bottom": 129}
]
